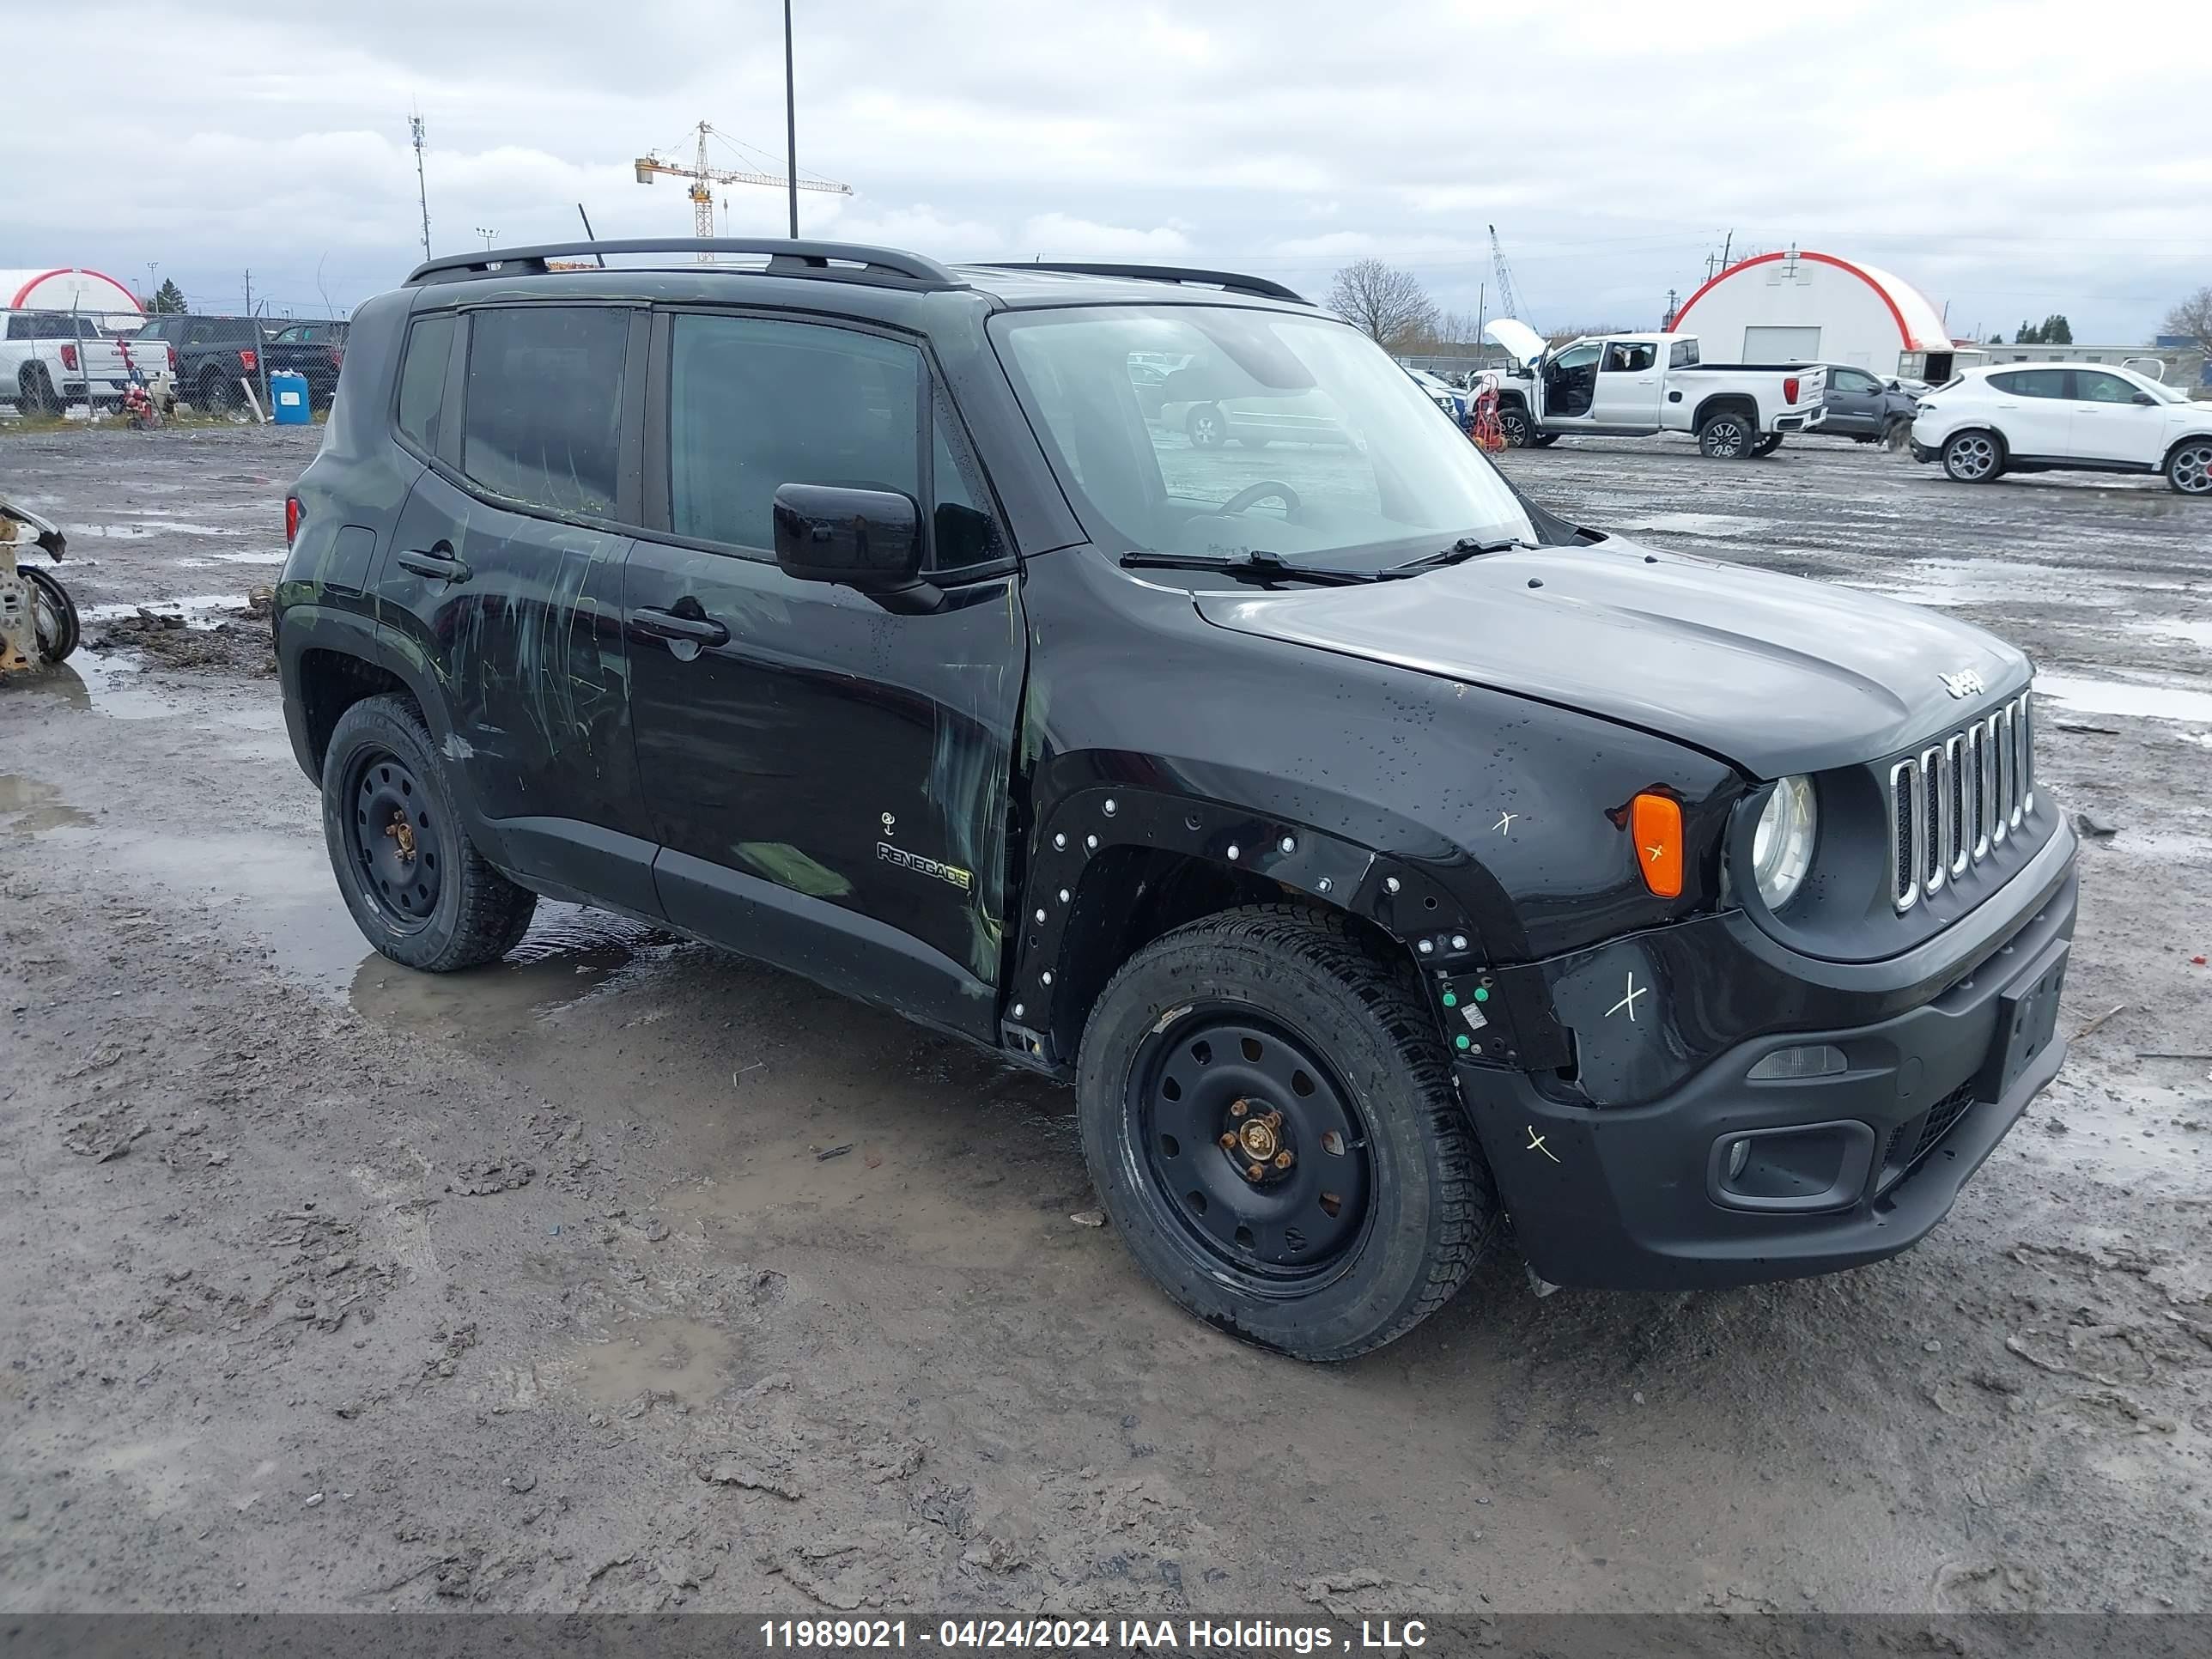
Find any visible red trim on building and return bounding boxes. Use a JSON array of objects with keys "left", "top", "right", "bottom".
[
  {"left": 1668, "top": 251, "right": 1924, "bottom": 349},
  {"left": 7, "top": 267, "right": 145, "bottom": 313}
]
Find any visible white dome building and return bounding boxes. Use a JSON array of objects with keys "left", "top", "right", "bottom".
[
  {"left": 0, "top": 268, "right": 144, "bottom": 321},
  {"left": 1668, "top": 250, "right": 1966, "bottom": 381}
]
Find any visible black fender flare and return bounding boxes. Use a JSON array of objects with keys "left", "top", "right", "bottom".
[
  {"left": 275, "top": 602, "right": 498, "bottom": 848},
  {"left": 1690, "top": 392, "right": 1759, "bottom": 433},
  {"left": 1005, "top": 782, "right": 1570, "bottom": 1074}
]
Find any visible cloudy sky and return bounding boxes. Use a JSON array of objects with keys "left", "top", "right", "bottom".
[{"left": 11, "top": 0, "right": 2206, "bottom": 342}]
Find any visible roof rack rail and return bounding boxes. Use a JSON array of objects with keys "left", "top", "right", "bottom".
[
  {"left": 976, "top": 262, "right": 1311, "bottom": 305},
  {"left": 404, "top": 239, "right": 965, "bottom": 292}
]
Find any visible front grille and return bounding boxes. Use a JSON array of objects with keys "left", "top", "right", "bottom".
[
  {"left": 1881, "top": 1079, "right": 1978, "bottom": 1186},
  {"left": 1888, "top": 690, "right": 2033, "bottom": 913}
]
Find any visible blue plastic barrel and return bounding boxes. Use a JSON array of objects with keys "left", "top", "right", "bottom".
[{"left": 269, "top": 371, "right": 311, "bottom": 425}]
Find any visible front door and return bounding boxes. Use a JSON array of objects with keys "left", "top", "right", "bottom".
[
  {"left": 372, "top": 302, "right": 655, "bottom": 916},
  {"left": 1540, "top": 342, "right": 1602, "bottom": 422},
  {"left": 623, "top": 308, "right": 1026, "bottom": 1040},
  {"left": 2067, "top": 368, "right": 2168, "bottom": 464},
  {"left": 1825, "top": 366, "right": 1881, "bottom": 434},
  {"left": 1589, "top": 339, "right": 1662, "bottom": 428}
]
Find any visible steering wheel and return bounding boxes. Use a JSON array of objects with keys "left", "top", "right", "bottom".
[{"left": 1216, "top": 480, "right": 1302, "bottom": 517}]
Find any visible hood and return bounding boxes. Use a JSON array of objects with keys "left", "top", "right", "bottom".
[
  {"left": 1482, "top": 318, "right": 1547, "bottom": 367},
  {"left": 1194, "top": 541, "right": 2030, "bottom": 777}
]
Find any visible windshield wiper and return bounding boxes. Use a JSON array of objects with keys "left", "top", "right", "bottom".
[
  {"left": 1382, "top": 535, "right": 1540, "bottom": 576},
  {"left": 1118, "top": 550, "right": 1395, "bottom": 586}
]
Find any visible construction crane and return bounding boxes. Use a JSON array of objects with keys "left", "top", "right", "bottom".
[
  {"left": 634, "top": 120, "right": 851, "bottom": 250},
  {"left": 1487, "top": 223, "right": 1530, "bottom": 330}
]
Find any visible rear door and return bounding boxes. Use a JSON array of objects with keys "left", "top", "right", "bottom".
[
  {"left": 2067, "top": 368, "right": 2167, "bottom": 464},
  {"left": 1983, "top": 368, "right": 2072, "bottom": 457},
  {"left": 622, "top": 307, "right": 1026, "bottom": 1039},
  {"left": 1589, "top": 339, "right": 1661, "bottom": 427},
  {"left": 372, "top": 301, "right": 655, "bottom": 915}
]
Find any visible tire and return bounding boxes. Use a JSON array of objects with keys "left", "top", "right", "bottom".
[
  {"left": 1697, "top": 408, "right": 1756, "bottom": 459},
  {"left": 1881, "top": 416, "right": 1911, "bottom": 451},
  {"left": 1942, "top": 429, "right": 2004, "bottom": 484},
  {"left": 1185, "top": 404, "right": 1226, "bottom": 450},
  {"left": 1497, "top": 404, "right": 1536, "bottom": 448},
  {"left": 1528, "top": 431, "right": 1560, "bottom": 447},
  {"left": 320, "top": 694, "right": 537, "bottom": 972},
  {"left": 2166, "top": 439, "right": 2212, "bottom": 496},
  {"left": 198, "top": 368, "right": 240, "bottom": 413},
  {"left": 19, "top": 366, "right": 59, "bottom": 416},
  {"left": 1075, "top": 903, "right": 1496, "bottom": 1362},
  {"left": 21, "top": 567, "right": 78, "bottom": 664},
  {"left": 1750, "top": 434, "right": 1784, "bottom": 458}
]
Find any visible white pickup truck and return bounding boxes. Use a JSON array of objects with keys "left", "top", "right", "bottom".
[
  {"left": 1481, "top": 320, "right": 1827, "bottom": 458},
  {"left": 2, "top": 310, "right": 176, "bottom": 415}
]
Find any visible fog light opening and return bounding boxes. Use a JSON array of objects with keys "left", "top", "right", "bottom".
[
  {"left": 1747, "top": 1043, "right": 1848, "bottom": 1081},
  {"left": 1725, "top": 1138, "right": 1751, "bottom": 1182}
]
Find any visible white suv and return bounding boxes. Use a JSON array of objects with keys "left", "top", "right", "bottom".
[{"left": 1911, "top": 362, "right": 2212, "bottom": 495}]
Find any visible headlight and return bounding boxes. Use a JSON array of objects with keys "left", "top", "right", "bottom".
[{"left": 1751, "top": 775, "right": 1817, "bottom": 908}]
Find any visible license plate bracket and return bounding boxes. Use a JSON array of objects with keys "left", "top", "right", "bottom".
[{"left": 1982, "top": 938, "right": 2069, "bottom": 1101}]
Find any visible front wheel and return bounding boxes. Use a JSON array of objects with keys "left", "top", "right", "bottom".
[
  {"left": 1698, "top": 409, "right": 1756, "bottom": 459},
  {"left": 22, "top": 567, "right": 78, "bottom": 663},
  {"left": 1186, "top": 404, "right": 1226, "bottom": 450},
  {"left": 1751, "top": 434, "right": 1784, "bottom": 458},
  {"left": 321, "top": 694, "right": 537, "bottom": 971},
  {"left": 2166, "top": 440, "right": 2212, "bottom": 496},
  {"left": 1942, "top": 430, "right": 2004, "bottom": 483},
  {"left": 1497, "top": 404, "right": 1535, "bottom": 447},
  {"left": 1076, "top": 905, "right": 1495, "bottom": 1361}
]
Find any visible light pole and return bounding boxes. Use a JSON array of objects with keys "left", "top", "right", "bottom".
[
  {"left": 474, "top": 226, "right": 497, "bottom": 250},
  {"left": 144, "top": 260, "right": 159, "bottom": 310},
  {"left": 783, "top": 0, "right": 799, "bottom": 239}
]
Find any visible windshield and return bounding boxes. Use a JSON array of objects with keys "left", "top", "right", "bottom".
[{"left": 991, "top": 304, "right": 1537, "bottom": 567}]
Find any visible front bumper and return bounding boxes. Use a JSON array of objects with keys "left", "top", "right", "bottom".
[{"left": 1461, "top": 858, "right": 2077, "bottom": 1291}]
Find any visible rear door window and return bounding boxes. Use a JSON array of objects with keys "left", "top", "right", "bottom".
[
  {"left": 666, "top": 313, "right": 921, "bottom": 556},
  {"left": 394, "top": 313, "right": 456, "bottom": 457},
  {"left": 460, "top": 307, "right": 630, "bottom": 518},
  {"left": 1989, "top": 369, "right": 2068, "bottom": 398}
]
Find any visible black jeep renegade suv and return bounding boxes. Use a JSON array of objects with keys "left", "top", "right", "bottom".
[{"left": 275, "top": 239, "right": 2078, "bottom": 1359}]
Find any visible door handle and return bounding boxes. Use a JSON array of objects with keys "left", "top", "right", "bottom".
[
  {"left": 396, "top": 544, "right": 471, "bottom": 583},
  {"left": 632, "top": 606, "right": 731, "bottom": 649}
]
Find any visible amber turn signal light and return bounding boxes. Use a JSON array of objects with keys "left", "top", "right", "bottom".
[{"left": 1631, "top": 792, "right": 1684, "bottom": 898}]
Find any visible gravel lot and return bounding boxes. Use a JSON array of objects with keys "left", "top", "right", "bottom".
[{"left": 2, "top": 422, "right": 2208, "bottom": 1615}]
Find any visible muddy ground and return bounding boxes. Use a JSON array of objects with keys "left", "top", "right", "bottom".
[{"left": 1, "top": 422, "right": 2207, "bottom": 1616}]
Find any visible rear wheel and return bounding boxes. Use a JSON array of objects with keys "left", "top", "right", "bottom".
[
  {"left": 18, "top": 366, "right": 58, "bottom": 416},
  {"left": 1697, "top": 409, "right": 1756, "bottom": 459},
  {"left": 1942, "top": 430, "right": 2003, "bottom": 483},
  {"left": 1751, "top": 434, "right": 1784, "bottom": 458},
  {"left": 1076, "top": 904, "right": 1495, "bottom": 1362},
  {"left": 198, "top": 367, "right": 240, "bottom": 413},
  {"left": 2166, "top": 440, "right": 2212, "bottom": 496},
  {"left": 321, "top": 694, "right": 537, "bottom": 971},
  {"left": 1186, "top": 404, "right": 1226, "bottom": 450}
]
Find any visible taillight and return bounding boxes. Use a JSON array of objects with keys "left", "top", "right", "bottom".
[
  {"left": 285, "top": 495, "right": 303, "bottom": 547},
  {"left": 167, "top": 344, "right": 177, "bottom": 373},
  {"left": 60, "top": 343, "right": 78, "bottom": 371},
  {"left": 1783, "top": 376, "right": 1801, "bottom": 404},
  {"left": 330, "top": 345, "right": 344, "bottom": 369},
  {"left": 240, "top": 348, "right": 258, "bottom": 373}
]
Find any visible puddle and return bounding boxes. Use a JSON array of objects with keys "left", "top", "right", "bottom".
[
  {"left": 348, "top": 909, "right": 670, "bottom": 1037},
  {"left": 572, "top": 1318, "right": 736, "bottom": 1408},
  {"left": 0, "top": 774, "right": 95, "bottom": 834},
  {"left": 68, "top": 520, "right": 247, "bottom": 539},
  {"left": 1840, "top": 557, "right": 2095, "bottom": 609},
  {"left": 2036, "top": 673, "right": 2212, "bottom": 725},
  {"left": 177, "top": 550, "right": 287, "bottom": 568},
  {"left": 2123, "top": 617, "right": 2212, "bottom": 653},
  {"left": 82, "top": 593, "right": 252, "bottom": 628}
]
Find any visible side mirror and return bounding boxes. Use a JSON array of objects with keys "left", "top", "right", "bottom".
[
  {"left": 2131, "top": 392, "right": 2156, "bottom": 405},
  {"left": 1887, "top": 380, "right": 1902, "bottom": 391},
  {"left": 773, "top": 483, "right": 923, "bottom": 593}
]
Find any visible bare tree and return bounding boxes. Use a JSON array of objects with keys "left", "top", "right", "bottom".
[
  {"left": 2163, "top": 285, "right": 2212, "bottom": 349},
  {"left": 1327, "top": 259, "right": 1439, "bottom": 348}
]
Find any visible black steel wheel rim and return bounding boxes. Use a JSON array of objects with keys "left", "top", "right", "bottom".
[
  {"left": 1125, "top": 1005, "right": 1374, "bottom": 1290},
  {"left": 345, "top": 747, "right": 442, "bottom": 932}
]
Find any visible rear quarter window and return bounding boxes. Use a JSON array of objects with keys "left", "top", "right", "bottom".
[{"left": 394, "top": 313, "right": 457, "bottom": 457}]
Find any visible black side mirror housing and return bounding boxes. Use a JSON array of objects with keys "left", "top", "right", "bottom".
[
  {"left": 2131, "top": 391, "right": 2157, "bottom": 405},
  {"left": 773, "top": 484, "right": 924, "bottom": 592}
]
